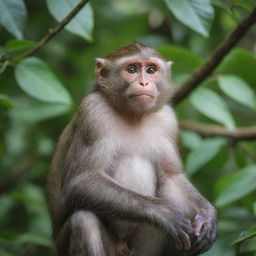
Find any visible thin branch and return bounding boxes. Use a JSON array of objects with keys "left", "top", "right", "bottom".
[
  {"left": 0, "top": 156, "right": 37, "bottom": 194},
  {"left": 0, "top": 0, "right": 91, "bottom": 62},
  {"left": 179, "top": 120, "right": 256, "bottom": 141},
  {"left": 172, "top": 7, "right": 256, "bottom": 106}
]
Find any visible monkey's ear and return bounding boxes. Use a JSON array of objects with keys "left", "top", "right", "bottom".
[
  {"left": 166, "top": 61, "right": 173, "bottom": 68},
  {"left": 96, "top": 58, "right": 106, "bottom": 68},
  {"left": 95, "top": 58, "right": 109, "bottom": 80}
]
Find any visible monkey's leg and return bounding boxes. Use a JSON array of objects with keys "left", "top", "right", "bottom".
[
  {"left": 129, "top": 224, "right": 168, "bottom": 256},
  {"left": 55, "top": 210, "right": 116, "bottom": 256}
]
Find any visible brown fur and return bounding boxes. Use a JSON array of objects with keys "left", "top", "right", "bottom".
[{"left": 47, "top": 43, "right": 217, "bottom": 256}]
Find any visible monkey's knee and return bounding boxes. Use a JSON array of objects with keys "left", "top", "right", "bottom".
[
  {"left": 68, "top": 210, "right": 103, "bottom": 255},
  {"left": 68, "top": 210, "right": 115, "bottom": 256}
]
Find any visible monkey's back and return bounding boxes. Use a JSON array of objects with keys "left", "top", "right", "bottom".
[{"left": 47, "top": 122, "right": 74, "bottom": 224}]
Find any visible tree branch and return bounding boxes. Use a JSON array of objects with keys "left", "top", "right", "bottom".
[
  {"left": 172, "top": 7, "right": 256, "bottom": 106},
  {"left": 0, "top": 0, "right": 91, "bottom": 62},
  {"left": 179, "top": 120, "right": 256, "bottom": 141}
]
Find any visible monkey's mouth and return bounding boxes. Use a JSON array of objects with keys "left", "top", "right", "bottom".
[{"left": 129, "top": 93, "right": 154, "bottom": 99}]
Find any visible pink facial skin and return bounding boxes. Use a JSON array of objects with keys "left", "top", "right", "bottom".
[{"left": 120, "top": 57, "right": 163, "bottom": 104}]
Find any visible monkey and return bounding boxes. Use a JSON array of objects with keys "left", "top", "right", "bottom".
[{"left": 47, "top": 42, "right": 217, "bottom": 256}]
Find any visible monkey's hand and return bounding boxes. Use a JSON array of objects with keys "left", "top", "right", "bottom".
[
  {"left": 116, "top": 241, "right": 133, "bottom": 256},
  {"left": 188, "top": 209, "right": 217, "bottom": 255},
  {"left": 157, "top": 201, "right": 194, "bottom": 252}
]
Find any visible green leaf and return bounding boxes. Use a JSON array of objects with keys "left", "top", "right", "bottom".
[
  {"left": 15, "top": 57, "right": 72, "bottom": 105},
  {"left": 16, "top": 233, "right": 52, "bottom": 247},
  {"left": 0, "top": 61, "right": 9, "bottom": 74},
  {"left": 232, "top": 0, "right": 255, "bottom": 10},
  {"left": 157, "top": 45, "right": 202, "bottom": 84},
  {"left": 215, "top": 165, "right": 256, "bottom": 207},
  {"left": 10, "top": 101, "right": 70, "bottom": 123},
  {"left": 0, "top": 94, "right": 13, "bottom": 108},
  {"left": 4, "top": 39, "right": 35, "bottom": 52},
  {"left": 185, "top": 138, "right": 226, "bottom": 175},
  {"left": 212, "top": 0, "right": 230, "bottom": 9},
  {"left": 46, "top": 0, "right": 94, "bottom": 41},
  {"left": 164, "top": 0, "right": 214, "bottom": 37},
  {"left": 217, "top": 49, "right": 256, "bottom": 86},
  {"left": 218, "top": 74, "right": 256, "bottom": 111},
  {"left": 0, "top": 249, "right": 12, "bottom": 256},
  {"left": 181, "top": 131, "right": 203, "bottom": 149},
  {"left": 232, "top": 225, "right": 256, "bottom": 245},
  {"left": 0, "top": 230, "right": 52, "bottom": 247},
  {"left": 190, "top": 88, "right": 235, "bottom": 129},
  {"left": 1, "top": 40, "right": 36, "bottom": 62},
  {"left": 0, "top": 0, "right": 27, "bottom": 39}
]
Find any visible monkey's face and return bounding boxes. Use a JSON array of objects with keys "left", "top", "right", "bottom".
[
  {"left": 96, "top": 52, "right": 172, "bottom": 114},
  {"left": 120, "top": 57, "right": 161, "bottom": 106}
]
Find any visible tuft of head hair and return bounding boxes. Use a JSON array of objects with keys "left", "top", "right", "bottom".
[{"left": 105, "top": 42, "right": 166, "bottom": 62}]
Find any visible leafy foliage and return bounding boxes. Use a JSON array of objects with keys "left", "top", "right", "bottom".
[
  {"left": 46, "top": 0, "right": 94, "bottom": 41},
  {"left": 0, "top": 0, "right": 27, "bottom": 39},
  {"left": 15, "top": 57, "right": 72, "bottom": 105},
  {"left": 164, "top": 0, "right": 214, "bottom": 37},
  {"left": 0, "top": 0, "right": 256, "bottom": 255},
  {"left": 218, "top": 74, "right": 256, "bottom": 111},
  {"left": 190, "top": 88, "right": 236, "bottom": 128}
]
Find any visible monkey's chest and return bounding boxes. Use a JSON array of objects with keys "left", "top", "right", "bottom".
[
  {"left": 111, "top": 155, "right": 156, "bottom": 196},
  {"left": 110, "top": 155, "right": 156, "bottom": 241}
]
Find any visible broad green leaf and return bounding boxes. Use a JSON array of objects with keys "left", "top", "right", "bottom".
[
  {"left": 212, "top": 0, "right": 229, "bottom": 9},
  {"left": 16, "top": 233, "right": 52, "bottom": 247},
  {"left": 181, "top": 131, "right": 202, "bottom": 149},
  {"left": 190, "top": 88, "right": 235, "bottom": 129},
  {"left": 15, "top": 57, "right": 72, "bottom": 105},
  {"left": 0, "top": 231, "right": 52, "bottom": 247},
  {"left": 185, "top": 138, "right": 226, "bottom": 175},
  {"left": 217, "top": 49, "right": 256, "bottom": 86},
  {"left": 10, "top": 101, "right": 70, "bottom": 123},
  {"left": 0, "top": 249, "right": 12, "bottom": 256},
  {"left": 0, "top": 0, "right": 27, "bottom": 39},
  {"left": 203, "top": 237, "right": 234, "bottom": 256},
  {"left": 157, "top": 45, "right": 202, "bottom": 84},
  {"left": 215, "top": 165, "right": 256, "bottom": 207},
  {"left": 1, "top": 40, "right": 36, "bottom": 62},
  {"left": 0, "top": 61, "right": 9, "bottom": 74},
  {"left": 0, "top": 94, "right": 13, "bottom": 108},
  {"left": 218, "top": 74, "right": 256, "bottom": 111},
  {"left": 164, "top": 0, "right": 214, "bottom": 37},
  {"left": 46, "top": 0, "right": 94, "bottom": 41},
  {"left": 232, "top": 225, "right": 256, "bottom": 245},
  {"left": 4, "top": 39, "right": 35, "bottom": 52},
  {"left": 11, "top": 183, "right": 51, "bottom": 235},
  {"left": 38, "top": 137, "right": 54, "bottom": 156},
  {"left": 232, "top": 0, "right": 255, "bottom": 10}
]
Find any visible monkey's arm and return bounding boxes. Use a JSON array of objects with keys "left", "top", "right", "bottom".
[
  {"left": 62, "top": 169, "right": 193, "bottom": 247},
  {"left": 178, "top": 174, "right": 217, "bottom": 256},
  {"left": 55, "top": 124, "right": 194, "bottom": 250},
  {"left": 159, "top": 152, "right": 217, "bottom": 255}
]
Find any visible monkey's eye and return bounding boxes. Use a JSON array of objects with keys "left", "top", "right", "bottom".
[
  {"left": 127, "top": 65, "right": 137, "bottom": 74},
  {"left": 146, "top": 65, "right": 157, "bottom": 74}
]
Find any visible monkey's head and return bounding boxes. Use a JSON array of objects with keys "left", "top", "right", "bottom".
[{"left": 95, "top": 42, "right": 172, "bottom": 115}]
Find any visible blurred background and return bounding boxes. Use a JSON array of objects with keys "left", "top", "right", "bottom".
[{"left": 0, "top": 0, "right": 256, "bottom": 255}]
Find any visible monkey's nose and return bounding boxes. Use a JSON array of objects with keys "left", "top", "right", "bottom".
[{"left": 140, "top": 81, "right": 149, "bottom": 86}]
